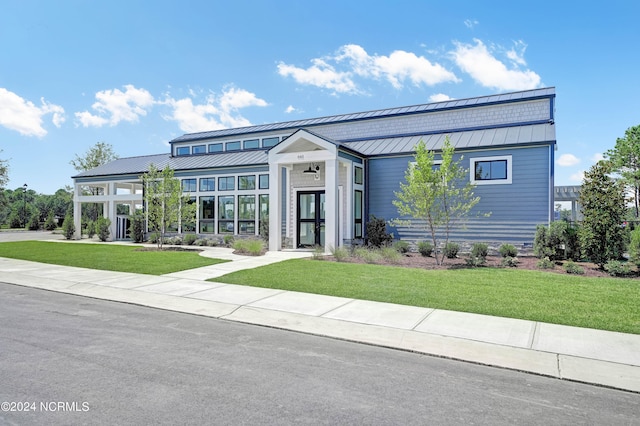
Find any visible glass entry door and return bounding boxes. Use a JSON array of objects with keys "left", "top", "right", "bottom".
[{"left": 297, "top": 191, "right": 325, "bottom": 248}]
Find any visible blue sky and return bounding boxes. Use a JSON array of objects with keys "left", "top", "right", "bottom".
[{"left": 1, "top": 1, "right": 639, "bottom": 194}]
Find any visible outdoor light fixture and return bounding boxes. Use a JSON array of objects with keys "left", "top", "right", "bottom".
[{"left": 303, "top": 163, "right": 320, "bottom": 174}]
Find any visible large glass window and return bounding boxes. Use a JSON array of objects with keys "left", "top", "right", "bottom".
[
  {"left": 218, "top": 196, "right": 235, "bottom": 233},
  {"left": 182, "top": 196, "right": 196, "bottom": 232},
  {"left": 354, "top": 190, "right": 363, "bottom": 238},
  {"left": 218, "top": 176, "right": 235, "bottom": 191},
  {"left": 208, "top": 143, "right": 223, "bottom": 153},
  {"left": 238, "top": 195, "right": 256, "bottom": 234},
  {"left": 199, "top": 178, "right": 215, "bottom": 192},
  {"left": 182, "top": 179, "right": 196, "bottom": 192},
  {"left": 199, "top": 196, "right": 215, "bottom": 233},
  {"left": 259, "top": 174, "right": 269, "bottom": 189},
  {"left": 243, "top": 139, "right": 259, "bottom": 149},
  {"left": 262, "top": 137, "right": 279, "bottom": 148},
  {"left": 192, "top": 144, "right": 206, "bottom": 154},
  {"left": 226, "top": 141, "right": 241, "bottom": 151},
  {"left": 176, "top": 146, "right": 189, "bottom": 156},
  {"left": 259, "top": 194, "right": 269, "bottom": 239},
  {"left": 238, "top": 175, "right": 256, "bottom": 190}
]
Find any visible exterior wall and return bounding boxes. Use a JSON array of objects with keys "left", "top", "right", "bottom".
[{"left": 368, "top": 145, "right": 552, "bottom": 245}]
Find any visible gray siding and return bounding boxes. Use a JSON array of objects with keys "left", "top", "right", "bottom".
[{"left": 368, "top": 145, "right": 551, "bottom": 244}]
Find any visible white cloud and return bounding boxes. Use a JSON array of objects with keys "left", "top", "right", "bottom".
[
  {"left": 464, "top": 19, "right": 479, "bottom": 29},
  {"left": 0, "top": 88, "right": 65, "bottom": 137},
  {"left": 285, "top": 105, "right": 297, "bottom": 113},
  {"left": 277, "top": 44, "right": 458, "bottom": 94},
  {"left": 75, "top": 84, "right": 154, "bottom": 127},
  {"left": 506, "top": 40, "right": 528, "bottom": 66},
  {"left": 450, "top": 39, "right": 541, "bottom": 91},
  {"left": 337, "top": 44, "right": 459, "bottom": 89},
  {"left": 429, "top": 93, "right": 453, "bottom": 102},
  {"left": 591, "top": 153, "right": 604, "bottom": 163},
  {"left": 277, "top": 58, "right": 358, "bottom": 95},
  {"left": 162, "top": 87, "right": 268, "bottom": 133},
  {"left": 570, "top": 171, "right": 585, "bottom": 182},
  {"left": 557, "top": 153, "right": 580, "bottom": 167}
]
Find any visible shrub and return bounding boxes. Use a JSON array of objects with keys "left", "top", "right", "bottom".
[
  {"left": 129, "top": 212, "right": 145, "bottom": 243},
  {"left": 498, "top": 243, "right": 518, "bottom": 258},
  {"left": 96, "top": 217, "right": 111, "bottom": 242},
  {"left": 366, "top": 215, "right": 393, "bottom": 248},
  {"left": 536, "top": 257, "right": 555, "bottom": 269},
  {"left": 380, "top": 246, "right": 402, "bottom": 264},
  {"left": 354, "top": 247, "right": 383, "bottom": 264},
  {"left": 86, "top": 221, "right": 96, "bottom": 238},
  {"left": 233, "top": 238, "right": 264, "bottom": 256},
  {"left": 629, "top": 227, "right": 640, "bottom": 267},
  {"left": 259, "top": 214, "right": 269, "bottom": 242},
  {"left": 501, "top": 256, "right": 519, "bottom": 267},
  {"left": 563, "top": 260, "right": 584, "bottom": 275},
  {"left": 44, "top": 213, "right": 57, "bottom": 231},
  {"left": 223, "top": 235, "right": 235, "bottom": 246},
  {"left": 466, "top": 242, "right": 488, "bottom": 267},
  {"left": 62, "top": 214, "right": 75, "bottom": 240},
  {"left": 183, "top": 234, "right": 197, "bottom": 246},
  {"left": 417, "top": 241, "right": 433, "bottom": 257},
  {"left": 393, "top": 240, "right": 410, "bottom": 254},
  {"left": 206, "top": 239, "right": 218, "bottom": 247},
  {"left": 27, "top": 214, "right": 40, "bottom": 231},
  {"left": 331, "top": 246, "right": 350, "bottom": 262},
  {"left": 443, "top": 242, "right": 459, "bottom": 259},
  {"left": 604, "top": 260, "right": 631, "bottom": 277},
  {"left": 312, "top": 245, "right": 325, "bottom": 260},
  {"left": 534, "top": 222, "right": 568, "bottom": 261},
  {"left": 149, "top": 232, "right": 162, "bottom": 245}
]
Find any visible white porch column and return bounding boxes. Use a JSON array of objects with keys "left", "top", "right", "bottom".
[
  {"left": 73, "top": 183, "right": 82, "bottom": 240},
  {"left": 324, "top": 158, "right": 339, "bottom": 253},
  {"left": 268, "top": 165, "right": 282, "bottom": 251},
  {"left": 106, "top": 182, "right": 116, "bottom": 241}
]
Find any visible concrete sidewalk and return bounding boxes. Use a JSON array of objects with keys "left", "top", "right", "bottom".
[{"left": 0, "top": 249, "right": 639, "bottom": 393}]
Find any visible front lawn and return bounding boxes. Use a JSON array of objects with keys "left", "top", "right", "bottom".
[
  {"left": 0, "top": 241, "right": 228, "bottom": 275},
  {"left": 212, "top": 259, "right": 640, "bottom": 334}
]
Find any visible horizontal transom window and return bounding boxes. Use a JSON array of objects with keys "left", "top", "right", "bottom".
[{"left": 470, "top": 155, "right": 512, "bottom": 185}]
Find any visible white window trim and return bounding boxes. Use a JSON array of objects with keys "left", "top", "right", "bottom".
[{"left": 470, "top": 155, "right": 512, "bottom": 185}]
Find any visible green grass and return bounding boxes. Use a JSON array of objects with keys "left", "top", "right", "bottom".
[
  {"left": 0, "top": 241, "right": 229, "bottom": 275},
  {"left": 212, "top": 259, "right": 640, "bottom": 334}
]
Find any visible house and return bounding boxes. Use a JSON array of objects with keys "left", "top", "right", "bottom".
[{"left": 72, "top": 87, "right": 557, "bottom": 252}]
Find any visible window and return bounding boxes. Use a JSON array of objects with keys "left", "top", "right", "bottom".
[
  {"left": 259, "top": 195, "right": 269, "bottom": 238},
  {"left": 218, "top": 176, "right": 235, "bottom": 191},
  {"left": 226, "top": 141, "right": 241, "bottom": 151},
  {"left": 192, "top": 144, "right": 206, "bottom": 154},
  {"left": 262, "top": 137, "right": 279, "bottom": 148},
  {"left": 238, "top": 175, "right": 255, "bottom": 190},
  {"left": 182, "top": 196, "right": 196, "bottom": 232},
  {"left": 354, "top": 190, "right": 363, "bottom": 238},
  {"left": 243, "top": 139, "right": 259, "bottom": 149},
  {"left": 471, "top": 155, "right": 512, "bottom": 185},
  {"left": 354, "top": 166, "right": 363, "bottom": 185},
  {"left": 199, "top": 178, "right": 215, "bottom": 192},
  {"left": 176, "top": 146, "right": 190, "bottom": 156},
  {"left": 218, "top": 196, "right": 235, "bottom": 233},
  {"left": 238, "top": 195, "right": 256, "bottom": 234},
  {"left": 208, "top": 143, "right": 223, "bottom": 153},
  {"left": 182, "top": 179, "right": 196, "bottom": 192},
  {"left": 199, "top": 196, "right": 215, "bottom": 233},
  {"left": 259, "top": 174, "right": 269, "bottom": 189}
]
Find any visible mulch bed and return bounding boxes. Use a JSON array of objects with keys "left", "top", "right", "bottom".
[{"left": 134, "top": 247, "right": 203, "bottom": 253}]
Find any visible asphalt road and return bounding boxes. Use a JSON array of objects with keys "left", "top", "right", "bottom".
[{"left": 0, "top": 283, "right": 638, "bottom": 425}]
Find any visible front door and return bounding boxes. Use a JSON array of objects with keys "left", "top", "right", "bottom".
[{"left": 297, "top": 191, "right": 325, "bottom": 248}]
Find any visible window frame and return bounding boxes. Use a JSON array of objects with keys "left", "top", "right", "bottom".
[
  {"left": 218, "top": 176, "right": 235, "bottom": 191},
  {"left": 208, "top": 143, "right": 223, "bottom": 153},
  {"left": 176, "top": 146, "right": 190, "bottom": 156},
  {"left": 238, "top": 175, "right": 256, "bottom": 190},
  {"left": 199, "top": 178, "right": 215, "bottom": 192},
  {"left": 470, "top": 155, "right": 512, "bottom": 185}
]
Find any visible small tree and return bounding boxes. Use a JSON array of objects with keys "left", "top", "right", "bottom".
[
  {"left": 393, "top": 137, "right": 482, "bottom": 265},
  {"left": 129, "top": 210, "right": 146, "bottom": 243},
  {"left": 96, "top": 217, "right": 111, "bottom": 242},
  {"left": 578, "top": 160, "right": 627, "bottom": 268},
  {"left": 141, "top": 164, "right": 196, "bottom": 249},
  {"left": 62, "top": 214, "right": 75, "bottom": 240},
  {"left": 605, "top": 125, "right": 640, "bottom": 218},
  {"left": 366, "top": 215, "right": 393, "bottom": 247}
]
